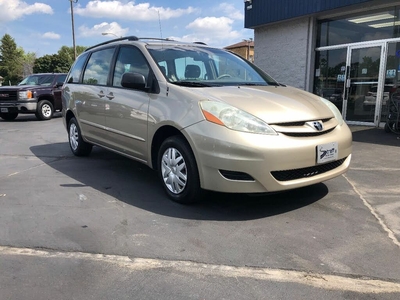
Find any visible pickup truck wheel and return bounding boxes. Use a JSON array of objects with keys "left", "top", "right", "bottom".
[
  {"left": 0, "top": 112, "right": 18, "bottom": 121},
  {"left": 68, "top": 117, "right": 92, "bottom": 156},
  {"left": 36, "top": 100, "right": 54, "bottom": 120},
  {"left": 157, "top": 136, "right": 201, "bottom": 204}
]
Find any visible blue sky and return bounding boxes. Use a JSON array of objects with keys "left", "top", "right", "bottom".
[{"left": 0, "top": 0, "right": 253, "bottom": 57}]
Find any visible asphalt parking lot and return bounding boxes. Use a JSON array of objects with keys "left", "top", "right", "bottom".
[{"left": 1, "top": 114, "right": 400, "bottom": 299}]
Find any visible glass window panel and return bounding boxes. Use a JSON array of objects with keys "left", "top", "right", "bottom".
[
  {"left": 112, "top": 46, "right": 149, "bottom": 87},
  {"left": 83, "top": 48, "right": 115, "bottom": 86},
  {"left": 313, "top": 48, "right": 346, "bottom": 111},
  {"left": 317, "top": 8, "right": 399, "bottom": 47},
  {"left": 381, "top": 42, "right": 400, "bottom": 123}
]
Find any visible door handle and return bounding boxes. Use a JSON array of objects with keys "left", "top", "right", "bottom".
[{"left": 106, "top": 92, "right": 115, "bottom": 100}]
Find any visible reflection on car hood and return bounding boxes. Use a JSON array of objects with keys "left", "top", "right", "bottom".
[{"left": 196, "top": 85, "right": 334, "bottom": 124}]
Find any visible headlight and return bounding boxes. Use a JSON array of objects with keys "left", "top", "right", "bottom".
[
  {"left": 18, "top": 91, "right": 33, "bottom": 100},
  {"left": 320, "top": 97, "right": 344, "bottom": 125},
  {"left": 200, "top": 101, "right": 277, "bottom": 135}
]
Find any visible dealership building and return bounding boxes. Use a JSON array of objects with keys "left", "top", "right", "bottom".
[{"left": 244, "top": 0, "right": 400, "bottom": 127}]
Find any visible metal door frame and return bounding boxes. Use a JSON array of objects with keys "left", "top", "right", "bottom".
[{"left": 343, "top": 42, "right": 387, "bottom": 127}]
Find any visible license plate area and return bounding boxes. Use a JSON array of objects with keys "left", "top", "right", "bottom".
[
  {"left": 1, "top": 108, "right": 8, "bottom": 113},
  {"left": 317, "top": 142, "right": 338, "bottom": 164}
]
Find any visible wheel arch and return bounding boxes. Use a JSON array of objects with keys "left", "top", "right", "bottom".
[
  {"left": 37, "top": 94, "right": 55, "bottom": 106},
  {"left": 150, "top": 125, "right": 197, "bottom": 171},
  {"left": 65, "top": 109, "right": 75, "bottom": 130}
]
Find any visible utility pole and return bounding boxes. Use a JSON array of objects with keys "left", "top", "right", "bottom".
[{"left": 69, "top": 0, "right": 78, "bottom": 60}]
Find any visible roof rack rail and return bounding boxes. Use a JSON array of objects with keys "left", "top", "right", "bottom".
[
  {"left": 84, "top": 36, "right": 139, "bottom": 52},
  {"left": 138, "top": 37, "right": 175, "bottom": 41},
  {"left": 193, "top": 41, "right": 207, "bottom": 45}
]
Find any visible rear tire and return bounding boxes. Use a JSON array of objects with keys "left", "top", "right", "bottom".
[
  {"left": 157, "top": 136, "right": 201, "bottom": 204},
  {"left": 36, "top": 100, "right": 53, "bottom": 120},
  {"left": 0, "top": 112, "right": 18, "bottom": 121},
  {"left": 68, "top": 117, "right": 92, "bottom": 156}
]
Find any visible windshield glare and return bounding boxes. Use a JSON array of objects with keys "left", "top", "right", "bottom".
[
  {"left": 19, "top": 75, "right": 55, "bottom": 86},
  {"left": 147, "top": 46, "right": 277, "bottom": 86}
]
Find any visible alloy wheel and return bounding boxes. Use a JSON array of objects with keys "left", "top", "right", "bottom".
[{"left": 161, "top": 147, "right": 187, "bottom": 194}]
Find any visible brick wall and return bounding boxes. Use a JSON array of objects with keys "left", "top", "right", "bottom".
[{"left": 254, "top": 17, "right": 314, "bottom": 91}]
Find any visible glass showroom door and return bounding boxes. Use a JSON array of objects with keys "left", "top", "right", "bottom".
[{"left": 345, "top": 45, "right": 384, "bottom": 124}]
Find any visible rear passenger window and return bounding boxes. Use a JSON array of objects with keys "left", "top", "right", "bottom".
[
  {"left": 67, "top": 52, "right": 89, "bottom": 83},
  {"left": 83, "top": 48, "right": 115, "bottom": 85}
]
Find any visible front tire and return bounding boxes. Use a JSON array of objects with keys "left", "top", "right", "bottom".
[
  {"left": 36, "top": 100, "right": 54, "bottom": 120},
  {"left": 157, "top": 136, "right": 201, "bottom": 204},
  {"left": 0, "top": 112, "right": 18, "bottom": 121},
  {"left": 68, "top": 117, "right": 92, "bottom": 156}
]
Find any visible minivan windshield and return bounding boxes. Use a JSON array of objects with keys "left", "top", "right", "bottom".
[{"left": 147, "top": 45, "right": 278, "bottom": 87}]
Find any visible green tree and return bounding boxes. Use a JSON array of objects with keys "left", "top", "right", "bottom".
[
  {"left": 22, "top": 51, "right": 37, "bottom": 77},
  {"left": 33, "top": 54, "right": 60, "bottom": 73},
  {"left": 0, "top": 34, "right": 24, "bottom": 85},
  {"left": 33, "top": 45, "right": 87, "bottom": 73}
]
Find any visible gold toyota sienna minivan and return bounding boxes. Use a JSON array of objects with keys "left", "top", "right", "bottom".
[{"left": 62, "top": 36, "right": 352, "bottom": 204}]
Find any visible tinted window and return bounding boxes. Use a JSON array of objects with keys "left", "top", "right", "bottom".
[
  {"left": 19, "top": 74, "right": 55, "bottom": 86},
  {"left": 67, "top": 52, "right": 89, "bottom": 83},
  {"left": 83, "top": 48, "right": 115, "bottom": 85},
  {"left": 112, "top": 46, "right": 149, "bottom": 87},
  {"left": 56, "top": 74, "right": 67, "bottom": 84}
]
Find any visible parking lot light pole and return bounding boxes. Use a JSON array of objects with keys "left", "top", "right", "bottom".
[{"left": 69, "top": 0, "right": 78, "bottom": 60}]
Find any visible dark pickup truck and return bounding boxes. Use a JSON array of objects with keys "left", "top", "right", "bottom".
[{"left": 0, "top": 73, "right": 67, "bottom": 121}]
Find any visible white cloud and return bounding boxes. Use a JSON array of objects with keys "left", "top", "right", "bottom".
[
  {"left": 75, "top": 1, "right": 198, "bottom": 21},
  {"left": 216, "top": 3, "right": 243, "bottom": 20},
  {"left": 42, "top": 32, "right": 60, "bottom": 39},
  {"left": 0, "top": 0, "right": 52, "bottom": 23},
  {"left": 176, "top": 17, "right": 241, "bottom": 46},
  {"left": 79, "top": 22, "right": 129, "bottom": 38},
  {"left": 186, "top": 17, "right": 234, "bottom": 32}
]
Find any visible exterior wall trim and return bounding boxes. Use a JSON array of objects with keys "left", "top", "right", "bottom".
[{"left": 316, "top": 37, "right": 400, "bottom": 51}]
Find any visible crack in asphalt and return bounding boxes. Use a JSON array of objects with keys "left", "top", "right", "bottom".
[
  {"left": 1, "top": 245, "right": 400, "bottom": 294},
  {"left": 0, "top": 156, "right": 68, "bottom": 180},
  {"left": 343, "top": 174, "right": 400, "bottom": 248}
]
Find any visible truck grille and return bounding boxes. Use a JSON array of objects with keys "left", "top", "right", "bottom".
[
  {"left": 271, "top": 157, "right": 347, "bottom": 181},
  {"left": 0, "top": 91, "right": 18, "bottom": 101}
]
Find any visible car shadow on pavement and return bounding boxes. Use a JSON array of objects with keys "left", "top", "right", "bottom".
[
  {"left": 351, "top": 126, "right": 400, "bottom": 147},
  {"left": 30, "top": 142, "right": 328, "bottom": 221},
  {"left": 0, "top": 113, "right": 62, "bottom": 122}
]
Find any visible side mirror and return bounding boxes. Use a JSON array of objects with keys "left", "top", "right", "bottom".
[
  {"left": 55, "top": 82, "right": 64, "bottom": 88},
  {"left": 121, "top": 72, "right": 147, "bottom": 91}
]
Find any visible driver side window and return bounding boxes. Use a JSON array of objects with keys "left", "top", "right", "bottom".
[{"left": 113, "top": 46, "right": 149, "bottom": 87}]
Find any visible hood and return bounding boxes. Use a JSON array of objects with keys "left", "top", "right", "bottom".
[
  {"left": 0, "top": 85, "right": 37, "bottom": 90},
  {"left": 194, "top": 85, "right": 334, "bottom": 124}
]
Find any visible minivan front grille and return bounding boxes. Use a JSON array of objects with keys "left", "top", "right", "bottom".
[
  {"left": 271, "top": 157, "right": 347, "bottom": 181},
  {"left": 273, "top": 118, "right": 332, "bottom": 127},
  {"left": 280, "top": 127, "right": 335, "bottom": 137}
]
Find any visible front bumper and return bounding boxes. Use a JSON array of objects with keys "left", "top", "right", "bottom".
[
  {"left": 184, "top": 121, "right": 352, "bottom": 193},
  {"left": 0, "top": 100, "right": 37, "bottom": 113}
]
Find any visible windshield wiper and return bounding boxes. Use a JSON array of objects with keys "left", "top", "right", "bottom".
[
  {"left": 240, "top": 83, "right": 264, "bottom": 86},
  {"left": 172, "top": 81, "right": 218, "bottom": 87}
]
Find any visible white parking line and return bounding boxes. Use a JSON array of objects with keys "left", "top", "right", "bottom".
[{"left": 1, "top": 245, "right": 400, "bottom": 294}]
